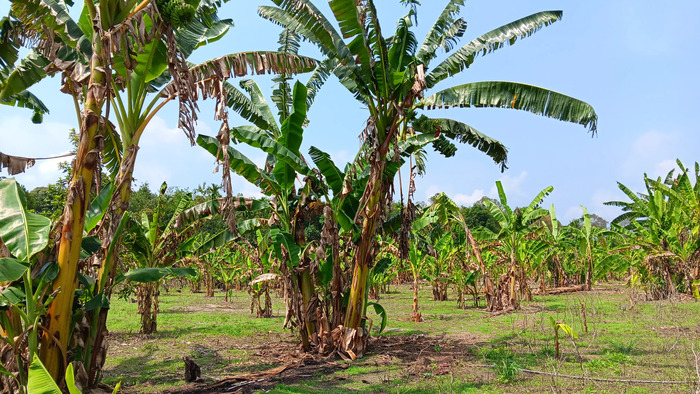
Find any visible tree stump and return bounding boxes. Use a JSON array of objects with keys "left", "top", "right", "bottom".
[{"left": 183, "top": 356, "right": 201, "bottom": 382}]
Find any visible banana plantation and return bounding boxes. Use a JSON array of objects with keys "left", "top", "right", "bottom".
[{"left": 0, "top": 0, "right": 698, "bottom": 393}]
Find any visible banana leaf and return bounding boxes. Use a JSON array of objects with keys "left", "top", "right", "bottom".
[{"left": 0, "top": 178, "right": 51, "bottom": 262}]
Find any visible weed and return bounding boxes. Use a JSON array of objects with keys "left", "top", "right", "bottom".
[
  {"left": 494, "top": 358, "right": 520, "bottom": 383},
  {"left": 585, "top": 351, "right": 633, "bottom": 373},
  {"left": 586, "top": 358, "right": 614, "bottom": 371},
  {"left": 478, "top": 346, "right": 521, "bottom": 382},
  {"left": 607, "top": 339, "right": 636, "bottom": 355},
  {"left": 605, "top": 351, "right": 632, "bottom": 364},
  {"left": 538, "top": 343, "right": 555, "bottom": 358},
  {"left": 478, "top": 346, "right": 514, "bottom": 362}
]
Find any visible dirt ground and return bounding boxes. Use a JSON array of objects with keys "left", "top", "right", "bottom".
[{"left": 160, "top": 332, "right": 489, "bottom": 394}]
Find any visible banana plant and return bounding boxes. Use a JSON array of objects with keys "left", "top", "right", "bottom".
[
  {"left": 606, "top": 160, "right": 700, "bottom": 298},
  {"left": 118, "top": 182, "right": 219, "bottom": 334},
  {"left": 427, "top": 192, "right": 498, "bottom": 310},
  {"left": 564, "top": 206, "right": 607, "bottom": 290},
  {"left": 7, "top": 0, "right": 317, "bottom": 381},
  {"left": 549, "top": 316, "right": 577, "bottom": 360},
  {"left": 517, "top": 236, "right": 551, "bottom": 298},
  {"left": 90, "top": 15, "right": 318, "bottom": 390},
  {"left": 248, "top": 230, "right": 277, "bottom": 318},
  {"left": 368, "top": 243, "right": 398, "bottom": 301},
  {"left": 197, "top": 78, "right": 326, "bottom": 349},
  {"left": 8, "top": 0, "right": 120, "bottom": 377},
  {"left": 454, "top": 268, "right": 479, "bottom": 309},
  {"left": 407, "top": 242, "right": 427, "bottom": 323},
  {"left": 541, "top": 204, "right": 569, "bottom": 288},
  {"left": 213, "top": 250, "right": 237, "bottom": 302},
  {"left": 0, "top": 178, "right": 53, "bottom": 389},
  {"left": 422, "top": 233, "right": 453, "bottom": 301},
  {"left": 481, "top": 181, "right": 553, "bottom": 310},
  {"left": 263, "top": 0, "right": 598, "bottom": 355}
]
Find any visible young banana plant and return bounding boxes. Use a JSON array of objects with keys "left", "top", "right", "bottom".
[
  {"left": 118, "top": 182, "right": 222, "bottom": 333},
  {"left": 481, "top": 181, "right": 553, "bottom": 310},
  {"left": 198, "top": 77, "right": 328, "bottom": 350},
  {"left": 549, "top": 316, "right": 578, "bottom": 359}
]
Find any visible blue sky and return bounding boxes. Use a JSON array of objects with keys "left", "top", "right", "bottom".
[{"left": 1, "top": 1, "right": 699, "bottom": 224}]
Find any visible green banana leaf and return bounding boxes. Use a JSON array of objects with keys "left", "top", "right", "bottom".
[
  {"left": 84, "top": 183, "right": 114, "bottom": 233},
  {"left": 114, "top": 267, "right": 196, "bottom": 285},
  {"left": 27, "top": 354, "right": 62, "bottom": 394},
  {"left": 367, "top": 301, "right": 387, "bottom": 334},
  {"left": 273, "top": 81, "right": 308, "bottom": 190},
  {"left": 0, "top": 257, "right": 29, "bottom": 283},
  {"left": 309, "top": 146, "right": 345, "bottom": 196},
  {"left": 0, "top": 178, "right": 51, "bottom": 262}
]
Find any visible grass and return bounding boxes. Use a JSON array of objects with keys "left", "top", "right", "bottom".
[{"left": 102, "top": 281, "right": 700, "bottom": 393}]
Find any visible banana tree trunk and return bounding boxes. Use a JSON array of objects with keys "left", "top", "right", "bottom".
[
  {"left": 39, "top": 37, "right": 109, "bottom": 379},
  {"left": 507, "top": 247, "right": 519, "bottom": 309},
  {"left": 465, "top": 226, "right": 496, "bottom": 311},
  {"left": 341, "top": 111, "right": 401, "bottom": 358},
  {"left": 86, "top": 144, "right": 139, "bottom": 387},
  {"left": 585, "top": 254, "right": 593, "bottom": 291},
  {"left": 412, "top": 269, "right": 421, "bottom": 322},
  {"left": 137, "top": 282, "right": 159, "bottom": 334},
  {"left": 205, "top": 265, "right": 214, "bottom": 297},
  {"left": 330, "top": 235, "right": 343, "bottom": 329},
  {"left": 264, "top": 283, "right": 272, "bottom": 317},
  {"left": 344, "top": 157, "right": 388, "bottom": 332},
  {"left": 553, "top": 256, "right": 564, "bottom": 287},
  {"left": 299, "top": 268, "right": 316, "bottom": 343}
]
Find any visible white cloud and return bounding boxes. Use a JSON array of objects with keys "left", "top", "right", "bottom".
[
  {"left": 562, "top": 205, "right": 583, "bottom": 224},
  {"left": 232, "top": 175, "right": 265, "bottom": 199},
  {"left": 141, "top": 116, "right": 185, "bottom": 146},
  {"left": 622, "top": 130, "right": 680, "bottom": 178},
  {"left": 561, "top": 188, "right": 623, "bottom": 224},
  {"left": 651, "top": 159, "right": 677, "bottom": 179},
  {"left": 332, "top": 150, "right": 351, "bottom": 165},
  {"left": 0, "top": 116, "right": 74, "bottom": 189},
  {"left": 452, "top": 189, "right": 486, "bottom": 206},
  {"left": 424, "top": 184, "right": 441, "bottom": 201},
  {"left": 590, "top": 189, "right": 623, "bottom": 222},
  {"left": 632, "top": 130, "right": 678, "bottom": 156},
  {"left": 490, "top": 171, "right": 528, "bottom": 200}
]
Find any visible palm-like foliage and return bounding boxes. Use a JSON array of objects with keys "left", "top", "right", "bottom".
[
  {"left": 606, "top": 160, "right": 700, "bottom": 299},
  {"left": 480, "top": 181, "right": 552, "bottom": 309},
  {"left": 564, "top": 206, "right": 610, "bottom": 290},
  {"left": 198, "top": 77, "right": 332, "bottom": 350},
  {"left": 0, "top": 18, "right": 49, "bottom": 123},
  {"left": 6, "top": 0, "right": 318, "bottom": 380},
  {"left": 120, "top": 182, "right": 218, "bottom": 333},
  {"left": 541, "top": 204, "right": 568, "bottom": 288},
  {"left": 427, "top": 192, "right": 499, "bottom": 310},
  {"left": 260, "top": 0, "right": 597, "bottom": 352}
]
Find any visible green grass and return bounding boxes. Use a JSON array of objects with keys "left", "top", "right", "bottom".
[{"left": 102, "top": 282, "right": 700, "bottom": 393}]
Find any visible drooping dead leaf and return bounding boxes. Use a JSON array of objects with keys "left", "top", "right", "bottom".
[{"left": 250, "top": 273, "right": 281, "bottom": 286}]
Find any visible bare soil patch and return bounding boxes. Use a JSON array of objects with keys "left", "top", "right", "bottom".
[{"left": 162, "top": 333, "right": 489, "bottom": 393}]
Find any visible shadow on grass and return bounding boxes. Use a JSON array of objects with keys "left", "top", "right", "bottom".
[{"left": 103, "top": 352, "right": 183, "bottom": 389}]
